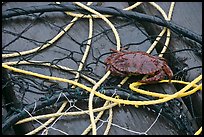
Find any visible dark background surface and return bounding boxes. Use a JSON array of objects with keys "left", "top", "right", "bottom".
[{"left": 2, "top": 2, "right": 202, "bottom": 135}]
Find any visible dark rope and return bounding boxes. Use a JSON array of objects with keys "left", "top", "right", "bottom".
[{"left": 2, "top": 3, "right": 202, "bottom": 44}]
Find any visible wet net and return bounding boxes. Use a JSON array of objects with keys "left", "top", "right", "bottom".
[{"left": 2, "top": 2, "right": 202, "bottom": 135}]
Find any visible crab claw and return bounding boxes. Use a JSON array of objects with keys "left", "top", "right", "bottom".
[{"left": 163, "top": 63, "right": 173, "bottom": 83}]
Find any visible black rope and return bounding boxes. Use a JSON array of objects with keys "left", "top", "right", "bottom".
[
  {"left": 2, "top": 86, "right": 195, "bottom": 134},
  {"left": 2, "top": 88, "right": 88, "bottom": 134},
  {"left": 2, "top": 3, "right": 202, "bottom": 44}
]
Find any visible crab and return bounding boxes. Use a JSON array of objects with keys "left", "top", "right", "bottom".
[{"left": 105, "top": 49, "right": 173, "bottom": 83}]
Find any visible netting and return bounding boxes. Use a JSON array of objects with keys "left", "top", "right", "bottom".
[{"left": 2, "top": 2, "right": 202, "bottom": 135}]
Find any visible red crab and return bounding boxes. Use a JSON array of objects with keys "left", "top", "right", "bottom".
[{"left": 105, "top": 49, "right": 173, "bottom": 83}]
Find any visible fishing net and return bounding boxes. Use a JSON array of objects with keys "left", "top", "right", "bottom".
[{"left": 2, "top": 2, "right": 202, "bottom": 135}]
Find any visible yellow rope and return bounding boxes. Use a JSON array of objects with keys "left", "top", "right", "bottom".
[
  {"left": 58, "top": 1, "right": 94, "bottom": 84},
  {"left": 2, "top": 64, "right": 201, "bottom": 107},
  {"left": 146, "top": 2, "right": 168, "bottom": 54},
  {"left": 62, "top": 2, "right": 143, "bottom": 19},
  {"left": 4, "top": 1, "right": 122, "bottom": 134},
  {"left": 2, "top": 15, "right": 79, "bottom": 59},
  {"left": 71, "top": 9, "right": 93, "bottom": 88},
  {"left": 81, "top": 100, "right": 111, "bottom": 135},
  {"left": 26, "top": 2, "right": 94, "bottom": 135},
  {"left": 88, "top": 71, "right": 111, "bottom": 135},
  {"left": 129, "top": 81, "right": 202, "bottom": 98},
  {"left": 26, "top": 101, "right": 68, "bottom": 135},
  {"left": 159, "top": 2, "right": 175, "bottom": 57},
  {"left": 74, "top": 2, "right": 121, "bottom": 51},
  {"left": 3, "top": 61, "right": 96, "bottom": 84},
  {"left": 121, "top": 2, "right": 174, "bottom": 85},
  {"left": 58, "top": 2, "right": 99, "bottom": 135},
  {"left": 103, "top": 102, "right": 113, "bottom": 135},
  {"left": 194, "top": 127, "right": 202, "bottom": 135},
  {"left": 16, "top": 102, "right": 118, "bottom": 125},
  {"left": 73, "top": 2, "right": 122, "bottom": 135},
  {"left": 146, "top": 28, "right": 167, "bottom": 54},
  {"left": 147, "top": 2, "right": 175, "bottom": 56}
]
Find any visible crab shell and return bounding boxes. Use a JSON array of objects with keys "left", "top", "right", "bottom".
[{"left": 105, "top": 49, "right": 173, "bottom": 83}]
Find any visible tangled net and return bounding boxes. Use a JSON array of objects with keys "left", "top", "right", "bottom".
[{"left": 2, "top": 2, "right": 202, "bottom": 135}]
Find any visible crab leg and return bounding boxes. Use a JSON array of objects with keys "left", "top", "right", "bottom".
[
  {"left": 163, "top": 63, "right": 173, "bottom": 83},
  {"left": 109, "top": 66, "right": 127, "bottom": 76},
  {"left": 139, "top": 70, "right": 165, "bottom": 83}
]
